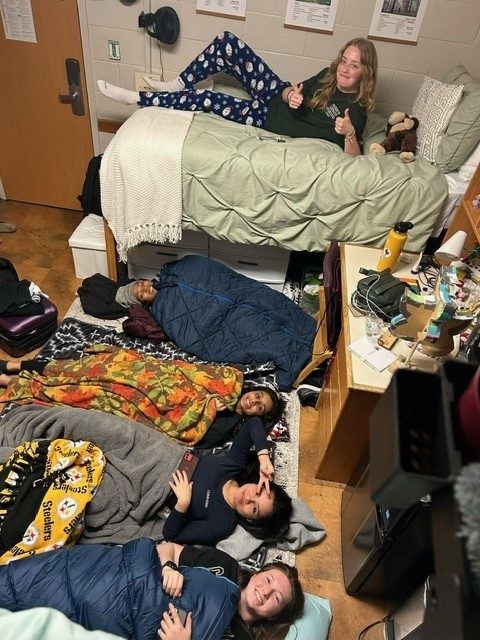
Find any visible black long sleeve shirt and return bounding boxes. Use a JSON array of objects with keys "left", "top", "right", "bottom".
[{"left": 163, "top": 417, "right": 268, "bottom": 545}]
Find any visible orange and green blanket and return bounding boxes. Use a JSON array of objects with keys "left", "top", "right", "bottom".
[{"left": 1, "top": 345, "right": 243, "bottom": 445}]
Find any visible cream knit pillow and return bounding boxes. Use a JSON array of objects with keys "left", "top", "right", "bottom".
[{"left": 412, "top": 77, "right": 463, "bottom": 163}]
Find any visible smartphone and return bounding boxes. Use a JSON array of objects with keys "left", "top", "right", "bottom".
[
  {"left": 177, "top": 451, "right": 199, "bottom": 483},
  {"left": 176, "top": 608, "right": 188, "bottom": 626}
]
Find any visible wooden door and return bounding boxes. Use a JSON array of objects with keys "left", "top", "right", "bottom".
[{"left": 0, "top": 0, "right": 93, "bottom": 209}]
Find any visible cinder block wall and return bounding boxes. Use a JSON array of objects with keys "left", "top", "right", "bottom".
[{"left": 78, "top": 0, "right": 480, "bottom": 153}]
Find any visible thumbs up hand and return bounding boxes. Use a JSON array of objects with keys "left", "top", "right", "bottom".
[
  {"left": 334, "top": 107, "right": 353, "bottom": 136},
  {"left": 288, "top": 83, "right": 304, "bottom": 109}
]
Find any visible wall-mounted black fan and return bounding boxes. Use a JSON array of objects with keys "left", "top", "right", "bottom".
[{"left": 138, "top": 6, "right": 180, "bottom": 45}]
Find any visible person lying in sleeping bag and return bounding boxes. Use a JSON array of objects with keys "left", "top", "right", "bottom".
[
  {"left": 157, "top": 542, "right": 305, "bottom": 640},
  {"left": 0, "top": 537, "right": 237, "bottom": 640},
  {"left": 83, "top": 255, "right": 316, "bottom": 391}
]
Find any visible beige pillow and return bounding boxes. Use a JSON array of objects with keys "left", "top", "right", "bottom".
[
  {"left": 436, "top": 63, "right": 480, "bottom": 172},
  {"left": 412, "top": 76, "right": 463, "bottom": 163}
]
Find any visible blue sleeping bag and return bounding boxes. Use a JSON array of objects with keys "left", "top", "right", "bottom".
[
  {"left": 0, "top": 538, "right": 239, "bottom": 640},
  {"left": 150, "top": 255, "right": 316, "bottom": 389}
]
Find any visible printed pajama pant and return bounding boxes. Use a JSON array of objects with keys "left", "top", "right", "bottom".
[{"left": 139, "top": 31, "right": 290, "bottom": 128}]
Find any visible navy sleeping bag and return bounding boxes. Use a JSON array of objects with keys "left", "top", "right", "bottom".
[
  {"left": 150, "top": 255, "right": 316, "bottom": 389},
  {"left": 0, "top": 537, "right": 239, "bottom": 640}
]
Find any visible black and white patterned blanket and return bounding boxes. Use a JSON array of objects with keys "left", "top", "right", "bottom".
[{"left": 36, "top": 317, "right": 278, "bottom": 388}]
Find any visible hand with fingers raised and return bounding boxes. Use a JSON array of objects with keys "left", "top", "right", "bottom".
[{"left": 169, "top": 469, "right": 193, "bottom": 513}]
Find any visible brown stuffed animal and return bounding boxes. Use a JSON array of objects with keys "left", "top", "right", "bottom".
[{"left": 370, "top": 111, "right": 419, "bottom": 163}]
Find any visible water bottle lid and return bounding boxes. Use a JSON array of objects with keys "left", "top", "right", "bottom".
[{"left": 394, "top": 221, "right": 414, "bottom": 233}]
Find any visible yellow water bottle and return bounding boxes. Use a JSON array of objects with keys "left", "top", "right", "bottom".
[{"left": 377, "top": 221, "right": 414, "bottom": 272}]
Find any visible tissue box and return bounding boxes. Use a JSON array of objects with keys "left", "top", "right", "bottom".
[{"left": 68, "top": 214, "right": 108, "bottom": 278}]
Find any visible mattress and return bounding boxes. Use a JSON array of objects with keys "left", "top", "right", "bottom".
[{"left": 431, "top": 171, "right": 471, "bottom": 237}]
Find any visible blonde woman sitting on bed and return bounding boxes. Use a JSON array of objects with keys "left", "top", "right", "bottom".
[{"left": 97, "top": 31, "right": 377, "bottom": 156}]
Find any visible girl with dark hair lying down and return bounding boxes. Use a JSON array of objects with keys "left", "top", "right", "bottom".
[
  {"left": 163, "top": 416, "right": 292, "bottom": 544},
  {"left": 0, "top": 357, "right": 283, "bottom": 448},
  {"left": 0, "top": 400, "right": 292, "bottom": 546},
  {"left": 196, "top": 383, "right": 286, "bottom": 449}
]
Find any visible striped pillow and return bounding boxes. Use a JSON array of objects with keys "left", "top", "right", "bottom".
[{"left": 412, "top": 76, "right": 463, "bottom": 163}]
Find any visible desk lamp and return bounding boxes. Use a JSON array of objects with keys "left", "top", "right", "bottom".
[{"left": 434, "top": 230, "right": 467, "bottom": 263}]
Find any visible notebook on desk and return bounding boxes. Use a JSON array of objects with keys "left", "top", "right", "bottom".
[{"left": 348, "top": 336, "right": 398, "bottom": 372}]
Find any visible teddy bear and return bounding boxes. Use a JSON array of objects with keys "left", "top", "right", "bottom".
[{"left": 369, "top": 111, "right": 419, "bottom": 163}]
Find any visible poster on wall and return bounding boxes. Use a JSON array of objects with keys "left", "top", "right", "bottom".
[
  {"left": 368, "top": 0, "right": 429, "bottom": 44},
  {"left": 284, "top": 0, "right": 339, "bottom": 34},
  {"left": 0, "top": 0, "right": 36, "bottom": 43},
  {"left": 196, "top": 0, "right": 246, "bottom": 20}
]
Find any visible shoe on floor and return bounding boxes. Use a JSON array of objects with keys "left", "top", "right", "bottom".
[
  {"left": 0, "top": 221, "right": 16, "bottom": 233},
  {"left": 297, "top": 387, "right": 320, "bottom": 408},
  {"left": 299, "top": 365, "right": 328, "bottom": 390}
]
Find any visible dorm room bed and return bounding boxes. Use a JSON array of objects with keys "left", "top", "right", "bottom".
[{"left": 99, "top": 105, "right": 448, "bottom": 280}]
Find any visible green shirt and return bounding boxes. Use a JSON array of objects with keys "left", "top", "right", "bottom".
[{"left": 265, "top": 68, "right": 367, "bottom": 148}]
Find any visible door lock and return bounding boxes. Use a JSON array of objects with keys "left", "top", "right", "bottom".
[{"left": 58, "top": 58, "right": 85, "bottom": 116}]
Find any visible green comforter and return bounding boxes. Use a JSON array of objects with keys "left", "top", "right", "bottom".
[{"left": 182, "top": 113, "right": 447, "bottom": 252}]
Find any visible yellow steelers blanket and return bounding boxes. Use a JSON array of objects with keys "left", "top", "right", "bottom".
[{"left": 0, "top": 438, "right": 105, "bottom": 564}]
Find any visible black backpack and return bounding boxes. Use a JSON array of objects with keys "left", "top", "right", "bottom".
[
  {"left": 0, "top": 257, "right": 19, "bottom": 285},
  {"left": 77, "top": 154, "right": 103, "bottom": 216}
]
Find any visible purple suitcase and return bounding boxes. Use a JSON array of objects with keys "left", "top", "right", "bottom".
[{"left": 0, "top": 296, "right": 58, "bottom": 357}]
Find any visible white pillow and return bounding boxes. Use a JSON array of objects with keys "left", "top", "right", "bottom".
[
  {"left": 412, "top": 77, "right": 463, "bottom": 162},
  {"left": 458, "top": 141, "right": 480, "bottom": 181}
]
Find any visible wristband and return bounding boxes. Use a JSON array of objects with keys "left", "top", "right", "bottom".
[
  {"left": 258, "top": 452, "right": 270, "bottom": 457},
  {"left": 162, "top": 560, "right": 178, "bottom": 572},
  {"left": 345, "top": 128, "right": 356, "bottom": 142}
]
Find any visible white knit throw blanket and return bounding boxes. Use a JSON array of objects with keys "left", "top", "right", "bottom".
[{"left": 100, "top": 107, "right": 194, "bottom": 262}]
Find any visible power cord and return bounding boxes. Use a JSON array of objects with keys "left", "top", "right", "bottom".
[
  {"left": 358, "top": 611, "right": 393, "bottom": 639},
  {"left": 415, "top": 255, "right": 440, "bottom": 295}
]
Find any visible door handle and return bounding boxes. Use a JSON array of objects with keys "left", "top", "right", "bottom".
[{"left": 58, "top": 58, "right": 85, "bottom": 116}]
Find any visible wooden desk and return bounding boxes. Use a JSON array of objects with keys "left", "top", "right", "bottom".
[
  {"left": 315, "top": 243, "right": 438, "bottom": 484},
  {"left": 443, "top": 162, "right": 480, "bottom": 250}
]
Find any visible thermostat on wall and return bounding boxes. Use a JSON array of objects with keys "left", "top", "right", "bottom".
[{"left": 108, "top": 40, "right": 121, "bottom": 61}]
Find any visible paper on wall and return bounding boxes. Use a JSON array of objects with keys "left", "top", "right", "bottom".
[
  {"left": 284, "top": 0, "right": 339, "bottom": 34},
  {"left": 0, "top": 0, "right": 36, "bottom": 43}
]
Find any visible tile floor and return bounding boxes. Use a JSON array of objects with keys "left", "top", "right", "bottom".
[{"left": 0, "top": 200, "right": 390, "bottom": 639}]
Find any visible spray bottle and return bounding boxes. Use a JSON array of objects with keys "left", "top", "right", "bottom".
[{"left": 377, "top": 221, "right": 414, "bottom": 272}]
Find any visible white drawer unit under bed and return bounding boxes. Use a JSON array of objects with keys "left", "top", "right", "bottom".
[
  {"left": 127, "top": 233, "right": 290, "bottom": 291},
  {"left": 127, "top": 230, "right": 209, "bottom": 280},
  {"left": 209, "top": 238, "right": 290, "bottom": 292}
]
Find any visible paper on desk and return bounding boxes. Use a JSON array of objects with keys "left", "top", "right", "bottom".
[{"left": 348, "top": 336, "right": 397, "bottom": 371}]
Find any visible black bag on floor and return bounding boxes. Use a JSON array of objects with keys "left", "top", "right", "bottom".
[
  {"left": 0, "top": 257, "right": 19, "bottom": 285},
  {"left": 77, "top": 154, "right": 103, "bottom": 216}
]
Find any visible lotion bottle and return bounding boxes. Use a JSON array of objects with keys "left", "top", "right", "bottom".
[{"left": 377, "top": 221, "right": 414, "bottom": 272}]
